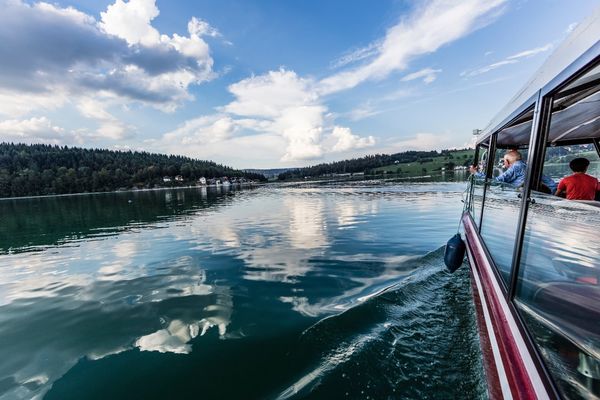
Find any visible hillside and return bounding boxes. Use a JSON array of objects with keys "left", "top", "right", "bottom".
[
  {"left": 277, "top": 149, "right": 475, "bottom": 181},
  {"left": 0, "top": 143, "right": 266, "bottom": 198}
]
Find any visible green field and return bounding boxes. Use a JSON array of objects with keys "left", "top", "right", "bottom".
[{"left": 373, "top": 149, "right": 475, "bottom": 176}]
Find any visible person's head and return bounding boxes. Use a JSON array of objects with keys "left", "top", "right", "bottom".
[
  {"left": 502, "top": 150, "right": 522, "bottom": 167},
  {"left": 569, "top": 157, "right": 590, "bottom": 173}
]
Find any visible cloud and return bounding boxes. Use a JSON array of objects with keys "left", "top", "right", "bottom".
[
  {"left": 158, "top": 68, "right": 376, "bottom": 164},
  {"left": 462, "top": 43, "right": 553, "bottom": 77},
  {"left": 331, "top": 126, "right": 375, "bottom": 152},
  {"left": 163, "top": 114, "right": 237, "bottom": 145},
  {"left": 330, "top": 42, "right": 380, "bottom": 69},
  {"left": 318, "top": 0, "right": 506, "bottom": 95},
  {"left": 0, "top": 0, "right": 217, "bottom": 114},
  {"left": 389, "top": 132, "right": 454, "bottom": 152},
  {"left": 401, "top": 67, "right": 442, "bottom": 84},
  {"left": 0, "top": 117, "right": 67, "bottom": 144},
  {"left": 348, "top": 103, "right": 382, "bottom": 121},
  {"left": 566, "top": 22, "right": 578, "bottom": 34},
  {"left": 506, "top": 44, "right": 553, "bottom": 60},
  {"left": 99, "top": 0, "right": 161, "bottom": 47},
  {"left": 223, "top": 69, "right": 326, "bottom": 161},
  {"left": 76, "top": 98, "right": 132, "bottom": 140}
]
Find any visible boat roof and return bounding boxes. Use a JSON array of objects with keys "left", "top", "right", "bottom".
[{"left": 477, "top": 7, "right": 600, "bottom": 147}]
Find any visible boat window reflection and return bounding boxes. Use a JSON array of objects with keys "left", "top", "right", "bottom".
[
  {"left": 469, "top": 146, "right": 487, "bottom": 227},
  {"left": 479, "top": 149, "right": 528, "bottom": 285},
  {"left": 515, "top": 191, "right": 600, "bottom": 399}
]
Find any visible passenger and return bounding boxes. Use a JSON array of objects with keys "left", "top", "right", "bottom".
[
  {"left": 555, "top": 157, "right": 600, "bottom": 200},
  {"left": 470, "top": 150, "right": 557, "bottom": 192}
]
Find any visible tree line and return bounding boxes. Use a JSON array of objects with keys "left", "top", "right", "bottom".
[
  {"left": 277, "top": 149, "right": 471, "bottom": 180},
  {"left": 0, "top": 143, "right": 266, "bottom": 198}
]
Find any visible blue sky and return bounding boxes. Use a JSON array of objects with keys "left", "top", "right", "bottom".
[{"left": 0, "top": 0, "right": 597, "bottom": 168}]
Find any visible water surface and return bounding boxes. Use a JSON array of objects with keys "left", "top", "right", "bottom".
[{"left": 0, "top": 182, "right": 484, "bottom": 399}]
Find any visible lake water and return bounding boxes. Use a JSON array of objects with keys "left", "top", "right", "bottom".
[{"left": 0, "top": 181, "right": 485, "bottom": 399}]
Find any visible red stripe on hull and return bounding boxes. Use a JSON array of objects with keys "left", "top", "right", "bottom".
[
  {"left": 469, "top": 266, "right": 504, "bottom": 400},
  {"left": 462, "top": 213, "right": 550, "bottom": 400}
]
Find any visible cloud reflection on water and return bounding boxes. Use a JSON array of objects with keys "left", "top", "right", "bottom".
[{"left": 0, "top": 184, "right": 464, "bottom": 398}]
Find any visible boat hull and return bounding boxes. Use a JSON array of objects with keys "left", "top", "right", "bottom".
[{"left": 462, "top": 212, "right": 553, "bottom": 400}]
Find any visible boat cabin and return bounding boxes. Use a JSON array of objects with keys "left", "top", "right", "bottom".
[{"left": 463, "top": 11, "right": 600, "bottom": 400}]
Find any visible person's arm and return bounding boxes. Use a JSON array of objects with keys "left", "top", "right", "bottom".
[
  {"left": 469, "top": 165, "right": 485, "bottom": 179},
  {"left": 555, "top": 180, "right": 565, "bottom": 197},
  {"left": 495, "top": 164, "right": 516, "bottom": 183},
  {"left": 541, "top": 175, "right": 557, "bottom": 194}
]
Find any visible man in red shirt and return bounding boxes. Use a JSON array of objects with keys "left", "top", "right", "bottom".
[{"left": 555, "top": 157, "right": 600, "bottom": 200}]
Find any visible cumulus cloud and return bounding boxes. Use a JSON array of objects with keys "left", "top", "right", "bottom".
[
  {"left": 163, "top": 114, "right": 237, "bottom": 145},
  {"left": 331, "top": 126, "right": 375, "bottom": 152},
  {"left": 0, "top": 0, "right": 218, "bottom": 115},
  {"left": 0, "top": 117, "right": 67, "bottom": 144},
  {"left": 318, "top": 0, "right": 506, "bottom": 95},
  {"left": 461, "top": 43, "right": 553, "bottom": 77},
  {"left": 401, "top": 68, "right": 442, "bottom": 84},
  {"left": 158, "top": 69, "right": 376, "bottom": 164},
  {"left": 223, "top": 69, "right": 326, "bottom": 161}
]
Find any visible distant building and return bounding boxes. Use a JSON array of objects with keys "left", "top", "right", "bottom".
[
  {"left": 175, "top": 175, "right": 184, "bottom": 182},
  {"left": 198, "top": 177, "right": 207, "bottom": 185},
  {"left": 162, "top": 176, "right": 171, "bottom": 182}
]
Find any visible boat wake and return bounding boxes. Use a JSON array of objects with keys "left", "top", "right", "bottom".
[{"left": 273, "top": 247, "right": 486, "bottom": 400}]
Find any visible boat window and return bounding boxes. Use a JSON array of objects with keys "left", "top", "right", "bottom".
[
  {"left": 514, "top": 76, "right": 600, "bottom": 398},
  {"left": 543, "top": 144, "right": 600, "bottom": 187},
  {"left": 479, "top": 146, "right": 529, "bottom": 286},
  {"left": 470, "top": 145, "right": 487, "bottom": 227},
  {"left": 514, "top": 191, "right": 600, "bottom": 399}
]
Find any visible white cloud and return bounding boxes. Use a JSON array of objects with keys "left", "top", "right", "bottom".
[
  {"left": 566, "top": 22, "right": 578, "bottom": 34},
  {"left": 0, "top": 89, "right": 69, "bottom": 117},
  {"left": 461, "top": 59, "right": 518, "bottom": 77},
  {"left": 223, "top": 69, "right": 326, "bottom": 161},
  {"left": 330, "top": 42, "right": 380, "bottom": 69},
  {"left": 76, "top": 98, "right": 132, "bottom": 140},
  {"left": 188, "top": 17, "right": 222, "bottom": 38},
  {"left": 0, "top": 0, "right": 219, "bottom": 119},
  {"left": 462, "top": 43, "right": 553, "bottom": 77},
  {"left": 348, "top": 103, "right": 382, "bottom": 121},
  {"left": 0, "top": 117, "right": 66, "bottom": 144},
  {"left": 389, "top": 132, "right": 454, "bottom": 151},
  {"left": 506, "top": 43, "right": 553, "bottom": 60},
  {"left": 223, "top": 69, "right": 318, "bottom": 118},
  {"left": 331, "top": 126, "right": 375, "bottom": 152},
  {"left": 401, "top": 68, "right": 442, "bottom": 84},
  {"left": 100, "top": 0, "right": 161, "bottom": 47},
  {"left": 159, "top": 68, "right": 377, "bottom": 163},
  {"left": 163, "top": 114, "right": 237, "bottom": 145},
  {"left": 318, "top": 0, "right": 506, "bottom": 95}
]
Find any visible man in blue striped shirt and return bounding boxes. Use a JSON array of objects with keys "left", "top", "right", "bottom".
[{"left": 470, "top": 150, "right": 557, "bottom": 193}]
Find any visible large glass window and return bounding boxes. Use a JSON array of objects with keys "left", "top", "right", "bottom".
[
  {"left": 469, "top": 145, "right": 487, "bottom": 227},
  {"left": 515, "top": 189, "right": 600, "bottom": 399},
  {"left": 514, "top": 84, "right": 600, "bottom": 400},
  {"left": 479, "top": 146, "right": 529, "bottom": 285}
]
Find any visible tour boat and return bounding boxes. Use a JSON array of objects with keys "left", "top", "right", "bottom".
[{"left": 461, "top": 9, "right": 599, "bottom": 400}]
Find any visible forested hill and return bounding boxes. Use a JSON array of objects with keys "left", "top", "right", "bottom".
[
  {"left": 277, "top": 149, "right": 473, "bottom": 180},
  {"left": 0, "top": 143, "right": 266, "bottom": 198}
]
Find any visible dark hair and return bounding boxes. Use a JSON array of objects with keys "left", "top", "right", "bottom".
[{"left": 569, "top": 157, "right": 590, "bottom": 172}]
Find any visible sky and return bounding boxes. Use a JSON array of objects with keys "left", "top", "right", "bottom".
[{"left": 0, "top": 0, "right": 597, "bottom": 169}]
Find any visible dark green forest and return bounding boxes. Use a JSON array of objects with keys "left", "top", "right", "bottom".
[
  {"left": 0, "top": 143, "right": 266, "bottom": 198},
  {"left": 277, "top": 149, "right": 472, "bottom": 180}
]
